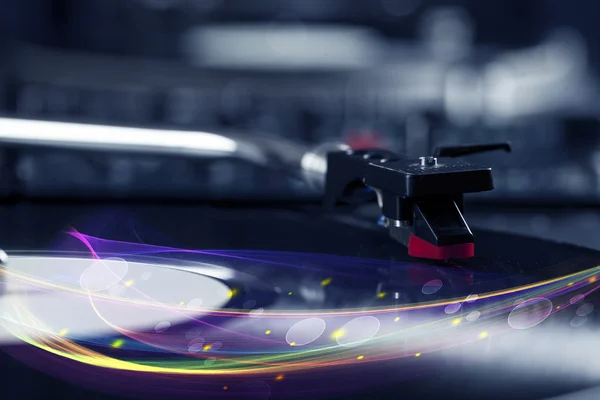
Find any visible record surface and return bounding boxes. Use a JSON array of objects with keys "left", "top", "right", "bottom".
[{"left": 1, "top": 203, "right": 600, "bottom": 400}]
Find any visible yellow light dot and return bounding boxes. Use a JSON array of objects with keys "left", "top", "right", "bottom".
[
  {"left": 452, "top": 318, "right": 461, "bottom": 326},
  {"left": 203, "top": 344, "right": 212, "bottom": 351},
  {"left": 394, "top": 317, "right": 400, "bottom": 322},
  {"left": 557, "top": 306, "right": 561, "bottom": 309},
  {"left": 124, "top": 280, "right": 134, "bottom": 287},
  {"left": 377, "top": 292, "right": 386, "bottom": 298},
  {"left": 179, "top": 301, "right": 185, "bottom": 305},
  {"left": 275, "top": 374, "right": 284, "bottom": 381},
  {"left": 321, "top": 277, "right": 333, "bottom": 286},
  {"left": 357, "top": 355, "right": 364, "bottom": 360},
  {"left": 111, "top": 339, "right": 125, "bottom": 348},
  {"left": 590, "top": 276, "right": 597, "bottom": 283},
  {"left": 228, "top": 289, "right": 239, "bottom": 298},
  {"left": 288, "top": 292, "right": 293, "bottom": 295},
  {"left": 290, "top": 342, "right": 296, "bottom": 346},
  {"left": 415, "top": 353, "right": 421, "bottom": 357},
  {"left": 265, "top": 330, "right": 271, "bottom": 335},
  {"left": 568, "top": 282, "right": 574, "bottom": 286},
  {"left": 58, "top": 329, "right": 68, "bottom": 336},
  {"left": 223, "top": 386, "right": 228, "bottom": 391},
  {"left": 478, "top": 331, "right": 488, "bottom": 339},
  {"left": 331, "top": 329, "right": 345, "bottom": 340}
]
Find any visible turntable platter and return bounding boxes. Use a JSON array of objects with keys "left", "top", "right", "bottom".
[{"left": 1, "top": 203, "right": 600, "bottom": 400}]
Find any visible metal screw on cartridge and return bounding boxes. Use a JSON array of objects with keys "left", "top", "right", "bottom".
[{"left": 419, "top": 156, "right": 438, "bottom": 167}]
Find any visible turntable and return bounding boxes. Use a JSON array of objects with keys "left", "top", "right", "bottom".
[
  {"left": 5, "top": 0, "right": 600, "bottom": 397},
  {"left": 1, "top": 125, "right": 600, "bottom": 400}
]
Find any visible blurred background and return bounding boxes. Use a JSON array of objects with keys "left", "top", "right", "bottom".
[{"left": 0, "top": 0, "right": 600, "bottom": 212}]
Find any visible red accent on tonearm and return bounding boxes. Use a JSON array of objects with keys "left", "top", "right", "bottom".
[{"left": 407, "top": 234, "right": 474, "bottom": 260}]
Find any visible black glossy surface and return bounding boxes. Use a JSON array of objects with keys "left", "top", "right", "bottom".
[{"left": 1, "top": 201, "right": 600, "bottom": 400}]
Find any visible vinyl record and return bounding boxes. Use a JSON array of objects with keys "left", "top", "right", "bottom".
[{"left": 1, "top": 204, "right": 600, "bottom": 400}]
